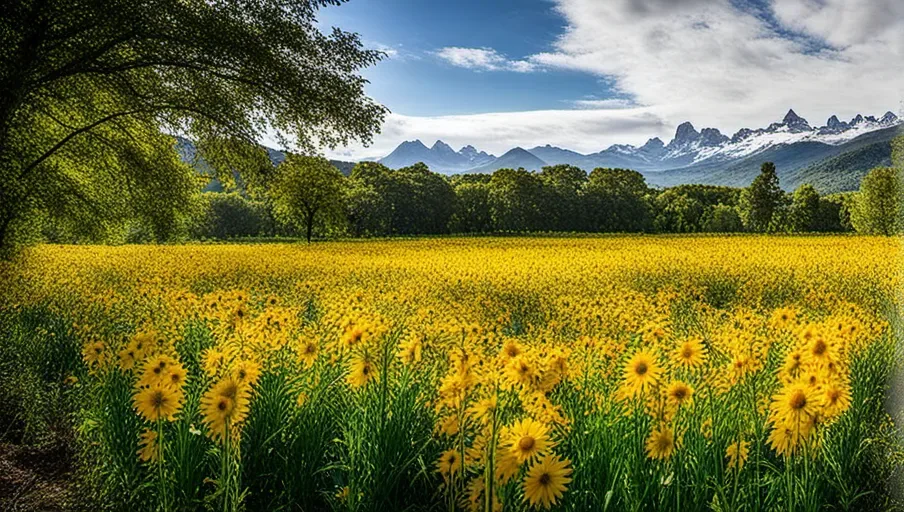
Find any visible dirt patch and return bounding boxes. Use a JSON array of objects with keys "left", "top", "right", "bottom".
[{"left": 0, "top": 442, "right": 76, "bottom": 511}]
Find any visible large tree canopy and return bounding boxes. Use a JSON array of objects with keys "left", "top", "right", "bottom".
[{"left": 0, "top": 0, "right": 387, "bottom": 254}]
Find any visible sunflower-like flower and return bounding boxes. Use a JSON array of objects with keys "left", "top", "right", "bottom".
[
  {"left": 298, "top": 339, "right": 319, "bottom": 368},
  {"left": 138, "top": 354, "right": 179, "bottom": 388},
  {"left": 645, "top": 425, "right": 676, "bottom": 460},
  {"left": 347, "top": 353, "right": 377, "bottom": 388},
  {"left": 508, "top": 418, "right": 554, "bottom": 463},
  {"left": 200, "top": 377, "right": 250, "bottom": 440},
  {"left": 436, "top": 449, "right": 462, "bottom": 480},
  {"left": 522, "top": 454, "right": 572, "bottom": 509},
  {"left": 134, "top": 382, "right": 183, "bottom": 422},
  {"left": 664, "top": 380, "right": 694, "bottom": 409},
  {"left": 232, "top": 359, "right": 261, "bottom": 388},
  {"left": 620, "top": 349, "right": 662, "bottom": 399},
  {"left": 673, "top": 338, "right": 707, "bottom": 369}
]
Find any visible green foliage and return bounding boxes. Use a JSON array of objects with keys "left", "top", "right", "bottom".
[
  {"left": 271, "top": 155, "right": 347, "bottom": 242},
  {"left": 538, "top": 164, "right": 587, "bottom": 231},
  {"left": 0, "top": 0, "right": 386, "bottom": 255},
  {"left": 348, "top": 161, "right": 455, "bottom": 236},
  {"left": 700, "top": 204, "right": 744, "bottom": 233},
  {"left": 851, "top": 167, "right": 903, "bottom": 235},
  {"left": 188, "top": 192, "right": 272, "bottom": 240},
  {"left": 788, "top": 183, "right": 821, "bottom": 232},
  {"left": 584, "top": 168, "right": 653, "bottom": 232},
  {"left": 450, "top": 182, "right": 493, "bottom": 233},
  {"left": 740, "top": 162, "right": 786, "bottom": 232},
  {"left": 488, "top": 168, "right": 546, "bottom": 232}
]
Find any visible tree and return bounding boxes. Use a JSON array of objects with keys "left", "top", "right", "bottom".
[
  {"left": 188, "top": 192, "right": 270, "bottom": 240},
  {"left": 1, "top": 0, "right": 386, "bottom": 255},
  {"left": 488, "top": 168, "right": 545, "bottom": 232},
  {"left": 701, "top": 204, "right": 743, "bottom": 232},
  {"left": 583, "top": 168, "right": 652, "bottom": 232},
  {"left": 270, "top": 155, "right": 346, "bottom": 243},
  {"left": 788, "top": 184, "right": 820, "bottom": 232},
  {"left": 392, "top": 163, "right": 455, "bottom": 235},
  {"left": 739, "top": 162, "right": 785, "bottom": 232},
  {"left": 538, "top": 164, "right": 587, "bottom": 231},
  {"left": 450, "top": 182, "right": 492, "bottom": 233},
  {"left": 850, "top": 167, "right": 903, "bottom": 236}
]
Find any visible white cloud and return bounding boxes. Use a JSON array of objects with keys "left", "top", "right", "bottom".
[
  {"left": 433, "top": 47, "right": 538, "bottom": 73},
  {"left": 529, "top": 0, "right": 904, "bottom": 134},
  {"left": 328, "top": 0, "right": 904, "bottom": 161},
  {"left": 571, "top": 98, "right": 639, "bottom": 110},
  {"left": 325, "top": 107, "right": 669, "bottom": 161}
]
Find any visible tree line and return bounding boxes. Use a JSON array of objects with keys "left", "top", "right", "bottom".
[{"left": 147, "top": 141, "right": 901, "bottom": 243}]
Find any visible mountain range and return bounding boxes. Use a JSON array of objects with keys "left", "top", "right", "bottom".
[{"left": 378, "top": 109, "right": 902, "bottom": 191}]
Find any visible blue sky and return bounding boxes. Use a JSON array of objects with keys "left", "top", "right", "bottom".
[
  {"left": 318, "top": 0, "right": 604, "bottom": 116},
  {"left": 314, "top": 0, "right": 904, "bottom": 160}
]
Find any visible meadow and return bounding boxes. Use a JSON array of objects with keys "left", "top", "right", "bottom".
[{"left": 1, "top": 236, "right": 903, "bottom": 511}]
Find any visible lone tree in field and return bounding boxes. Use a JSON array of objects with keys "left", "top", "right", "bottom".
[
  {"left": 0, "top": 0, "right": 386, "bottom": 255},
  {"left": 851, "top": 167, "right": 902, "bottom": 236},
  {"left": 271, "top": 155, "right": 346, "bottom": 243},
  {"left": 740, "top": 162, "right": 785, "bottom": 232}
]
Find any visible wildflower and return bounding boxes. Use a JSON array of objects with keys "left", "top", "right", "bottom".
[
  {"left": 508, "top": 418, "right": 553, "bottom": 463},
  {"left": 645, "top": 425, "right": 676, "bottom": 460},
  {"left": 664, "top": 380, "right": 694, "bottom": 409},
  {"left": 436, "top": 449, "right": 462, "bottom": 480},
  {"left": 726, "top": 440, "right": 749, "bottom": 470},
  {"left": 134, "top": 383, "right": 183, "bottom": 422},
  {"left": 347, "top": 353, "right": 377, "bottom": 388},
  {"left": 137, "top": 430, "right": 159, "bottom": 462},
  {"left": 522, "top": 454, "right": 572, "bottom": 509},
  {"left": 620, "top": 350, "right": 662, "bottom": 398},
  {"left": 674, "top": 338, "right": 707, "bottom": 369}
]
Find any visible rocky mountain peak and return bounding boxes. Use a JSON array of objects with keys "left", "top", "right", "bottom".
[
  {"left": 782, "top": 109, "right": 812, "bottom": 133},
  {"left": 673, "top": 122, "right": 699, "bottom": 144},
  {"left": 880, "top": 111, "right": 899, "bottom": 125}
]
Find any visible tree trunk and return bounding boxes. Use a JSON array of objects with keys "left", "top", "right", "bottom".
[{"left": 305, "top": 215, "right": 313, "bottom": 244}]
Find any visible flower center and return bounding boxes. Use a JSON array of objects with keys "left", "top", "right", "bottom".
[
  {"left": 635, "top": 362, "right": 648, "bottom": 376},
  {"left": 518, "top": 436, "right": 536, "bottom": 451},
  {"left": 790, "top": 391, "right": 807, "bottom": 410}
]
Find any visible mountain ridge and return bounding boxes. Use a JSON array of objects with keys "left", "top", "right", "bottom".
[{"left": 378, "top": 109, "right": 901, "bottom": 181}]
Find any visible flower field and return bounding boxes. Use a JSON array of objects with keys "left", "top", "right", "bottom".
[{"left": 1, "top": 236, "right": 902, "bottom": 511}]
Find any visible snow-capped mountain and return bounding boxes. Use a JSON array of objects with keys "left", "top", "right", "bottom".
[{"left": 378, "top": 109, "right": 901, "bottom": 179}]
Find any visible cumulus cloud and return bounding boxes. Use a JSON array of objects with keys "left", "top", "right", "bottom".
[
  {"left": 328, "top": 0, "right": 904, "bottom": 160},
  {"left": 433, "top": 47, "right": 538, "bottom": 73},
  {"left": 531, "top": 0, "right": 904, "bottom": 133}
]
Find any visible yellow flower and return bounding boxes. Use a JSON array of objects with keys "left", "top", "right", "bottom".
[
  {"left": 495, "top": 450, "right": 520, "bottom": 484},
  {"left": 508, "top": 418, "right": 554, "bottom": 463},
  {"left": 134, "top": 383, "right": 183, "bottom": 422},
  {"left": 233, "top": 359, "right": 261, "bottom": 387},
  {"left": 522, "top": 454, "right": 572, "bottom": 509},
  {"left": 347, "top": 353, "right": 377, "bottom": 388},
  {"left": 436, "top": 449, "right": 462, "bottom": 480},
  {"left": 726, "top": 440, "right": 749, "bottom": 470},
  {"left": 137, "top": 429, "right": 159, "bottom": 462},
  {"left": 673, "top": 338, "right": 707, "bottom": 369},
  {"left": 298, "top": 340, "right": 319, "bottom": 368},
  {"left": 621, "top": 349, "right": 662, "bottom": 398},
  {"left": 82, "top": 340, "right": 106, "bottom": 367},
  {"left": 468, "top": 395, "right": 498, "bottom": 424},
  {"left": 645, "top": 425, "right": 676, "bottom": 460},
  {"left": 200, "top": 377, "right": 250, "bottom": 440},
  {"left": 821, "top": 380, "right": 851, "bottom": 419},
  {"left": 664, "top": 380, "right": 694, "bottom": 409},
  {"left": 138, "top": 354, "right": 179, "bottom": 388}
]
